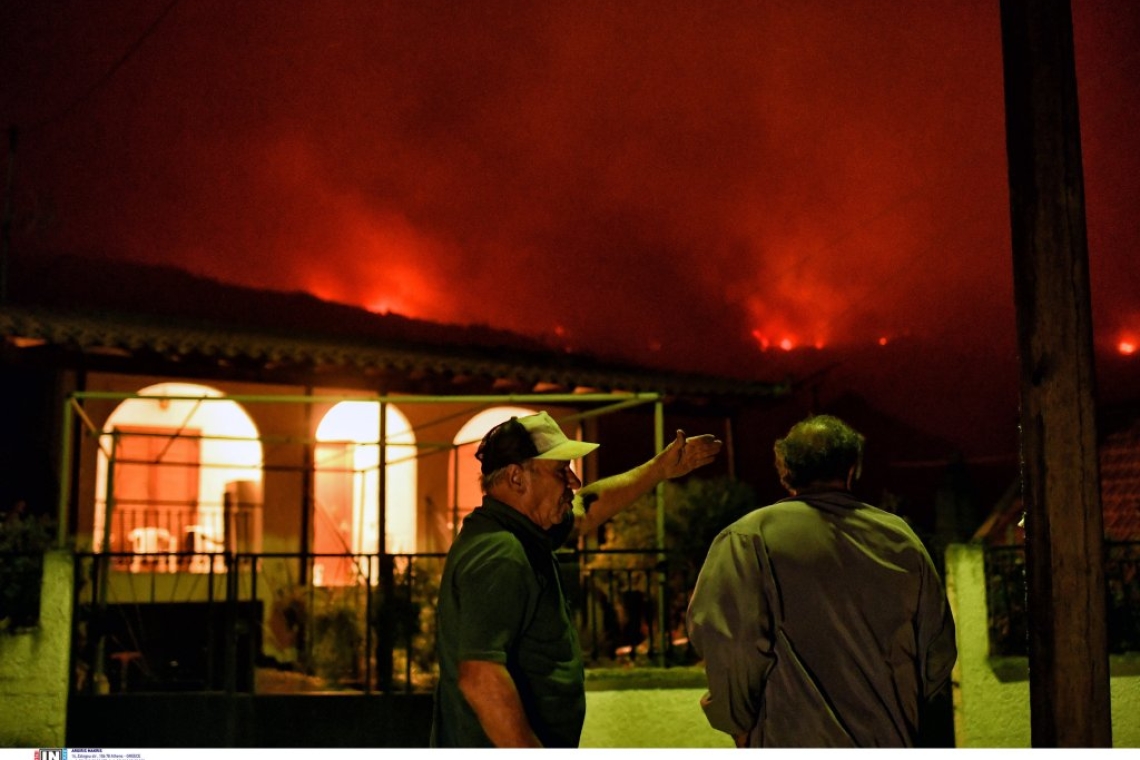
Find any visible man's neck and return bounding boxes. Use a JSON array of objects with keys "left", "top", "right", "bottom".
[
  {"left": 486, "top": 487, "right": 543, "bottom": 528},
  {"left": 790, "top": 479, "right": 848, "bottom": 497}
]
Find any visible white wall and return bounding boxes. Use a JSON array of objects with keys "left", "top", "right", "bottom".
[
  {"left": 0, "top": 550, "right": 73, "bottom": 747},
  {"left": 945, "top": 543, "right": 1140, "bottom": 748}
]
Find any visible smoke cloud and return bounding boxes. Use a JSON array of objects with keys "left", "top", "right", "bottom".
[{"left": 2, "top": 1, "right": 1137, "bottom": 449}]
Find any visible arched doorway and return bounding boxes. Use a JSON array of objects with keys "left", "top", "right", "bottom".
[
  {"left": 313, "top": 401, "right": 416, "bottom": 586},
  {"left": 93, "top": 382, "right": 264, "bottom": 572}
]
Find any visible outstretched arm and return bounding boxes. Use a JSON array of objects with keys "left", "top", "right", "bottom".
[{"left": 570, "top": 429, "right": 722, "bottom": 538}]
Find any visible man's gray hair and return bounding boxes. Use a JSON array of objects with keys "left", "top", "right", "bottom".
[
  {"left": 480, "top": 463, "right": 515, "bottom": 493},
  {"left": 774, "top": 414, "right": 864, "bottom": 490}
]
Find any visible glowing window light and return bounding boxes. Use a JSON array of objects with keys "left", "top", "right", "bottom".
[
  {"left": 779, "top": 338, "right": 794, "bottom": 351},
  {"left": 1119, "top": 340, "right": 1137, "bottom": 356},
  {"left": 93, "top": 383, "right": 263, "bottom": 557},
  {"left": 879, "top": 337, "right": 889, "bottom": 346},
  {"left": 315, "top": 402, "right": 417, "bottom": 570}
]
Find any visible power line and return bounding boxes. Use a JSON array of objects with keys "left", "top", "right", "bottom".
[
  {"left": 26, "top": 0, "right": 183, "bottom": 134},
  {"left": 3, "top": 0, "right": 182, "bottom": 301}
]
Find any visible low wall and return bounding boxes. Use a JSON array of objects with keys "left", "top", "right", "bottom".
[
  {"left": 0, "top": 549, "right": 74, "bottom": 748},
  {"left": 945, "top": 543, "right": 1140, "bottom": 748}
]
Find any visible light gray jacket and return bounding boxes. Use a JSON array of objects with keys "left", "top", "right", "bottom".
[{"left": 687, "top": 491, "right": 957, "bottom": 747}]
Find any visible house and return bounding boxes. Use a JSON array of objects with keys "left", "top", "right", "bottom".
[
  {"left": 950, "top": 405, "right": 1140, "bottom": 746},
  {"left": 971, "top": 405, "right": 1140, "bottom": 656},
  {"left": 973, "top": 404, "right": 1140, "bottom": 548},
  {"left": 3, "top": 252, "right": 786, "bottom": 554},
  {"left": 0, "top": 252, "right": 787, "bottom": 746}
]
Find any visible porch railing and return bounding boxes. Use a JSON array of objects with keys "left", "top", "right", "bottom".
[
  {"left": 65, "top": 540, "right": 1140, "bottom": 695},
  {"left": 70, "top": 548, "right": 698, "bottom": 696},
  {"left": 99, "top": 503, "right": 261, "bottom": 572}
]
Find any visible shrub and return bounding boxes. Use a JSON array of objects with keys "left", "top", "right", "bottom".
[{"left": 0, "top": 510, "right": 55, "bottom": 630}]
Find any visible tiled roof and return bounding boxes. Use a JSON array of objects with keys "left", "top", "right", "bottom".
[
  {"left": 0, "top": 252, "right": 788, "bottom": 402},
  {"left": 1100, "top": 417, "right": 1140, "bottom": 540},
  {"left": 0, "top": 305, "right": 786, "bottom": 399},
  {"left": 976, "top": 413, "right": 1140, "bottom": 544}
]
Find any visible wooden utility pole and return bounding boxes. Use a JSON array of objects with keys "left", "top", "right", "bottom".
[{"left": 999, "top": 0, "right": 1111, "bottom": 747}]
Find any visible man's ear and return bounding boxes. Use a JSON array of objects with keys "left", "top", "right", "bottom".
[
  {"left": 846, "top": 465, "right": 858, "bottom": 491},
  {"left": 506, "top": 463, "right": 527, "bottom": 493}
]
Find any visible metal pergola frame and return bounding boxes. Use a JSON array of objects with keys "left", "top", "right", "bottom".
[{"left": 59, "top": 389, "right": 675, "bottom": 664}]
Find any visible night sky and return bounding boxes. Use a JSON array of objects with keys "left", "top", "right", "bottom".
[{"left": 3, "top": 1, "right": 1137, "bottom": 457}]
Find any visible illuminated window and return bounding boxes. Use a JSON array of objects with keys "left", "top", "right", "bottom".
[
  {"left": 313, "top": 402, "right": 416, "bottom": 586},
  {"left": 94, "top": 383, "right": 263, "bottom": 573}
]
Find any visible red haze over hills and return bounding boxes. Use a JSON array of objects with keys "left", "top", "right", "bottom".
[{"left": 2, "top": 1, "right": 1137, "bottom": 458}]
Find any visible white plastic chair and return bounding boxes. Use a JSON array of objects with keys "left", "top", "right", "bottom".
[
  {"left": 127, "top": 527, "right": 178, "bottom": 573},
  {"left": 186, "top": 525, "right": 226, "bottom": 573}
]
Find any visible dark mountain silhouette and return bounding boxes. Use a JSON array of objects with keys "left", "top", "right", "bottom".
[
  {"left": 3, "top": 251, "right": 789, "bottom": 399},
  {"left": 8, "top": 252, "right": 557, "bottom": 356}
]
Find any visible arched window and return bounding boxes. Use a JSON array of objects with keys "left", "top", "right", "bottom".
[
  {"left": 93, "top": 383, "right": 263, "bottom": 573},
  {"left": 314, "top": 402, "right": 416, "bottom": 586}
]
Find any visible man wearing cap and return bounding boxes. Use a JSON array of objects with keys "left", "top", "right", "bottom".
[{"left": 431, "top": 411, "right": 722, "bottom": 747}]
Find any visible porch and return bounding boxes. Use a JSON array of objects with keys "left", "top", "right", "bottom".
[
  {"left": 69, "top": 548, "right": 695, "bottom": 700},
  {"left": 63, "top": 546, "right": 695, "bottom": 747}
]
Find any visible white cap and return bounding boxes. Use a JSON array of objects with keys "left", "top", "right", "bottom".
[{"left": 520, "top": 411, "right": 600, "bottom": 461}]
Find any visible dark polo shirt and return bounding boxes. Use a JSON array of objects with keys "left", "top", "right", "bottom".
[{"left": 430, "top": 496, "right": 584, "bottom": 748}]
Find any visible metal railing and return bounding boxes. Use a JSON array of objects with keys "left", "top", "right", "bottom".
[
  {"left": 97, "top": 504, "right": 261, "bottom": 572},
  {"left": 62, "top": 540, "right": 1140, "bottom": 695},
  {"left": 984, "top": 541, "right": 1140, "bottom": 656},
  {"left": 573, "top": 548, "right": 700, "bottom": 664},
  {"left": 70, "top": 548, "right": 695, "bottom": 696}
]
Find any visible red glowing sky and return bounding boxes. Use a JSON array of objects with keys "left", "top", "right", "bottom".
[{"left": 2, "top": 1, "right": 1138, "bottom": 454}]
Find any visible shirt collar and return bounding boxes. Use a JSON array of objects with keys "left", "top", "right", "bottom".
[
  {"left": 479, "top": 495, "right": 574, "bottom": 548},
  {"left": 779, "top": 489, "right": 866, "bottom": 511}
]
